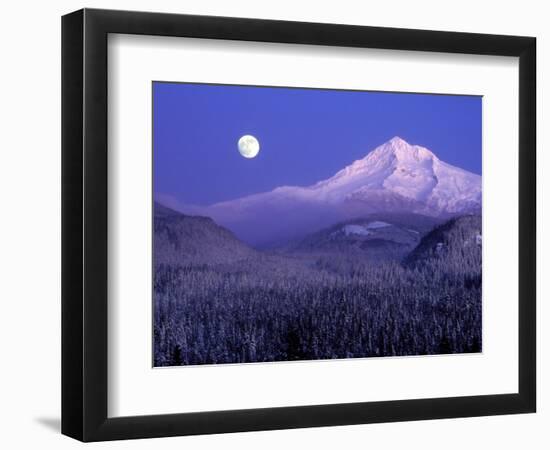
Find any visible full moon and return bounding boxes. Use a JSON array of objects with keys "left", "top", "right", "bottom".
[{"left": 238, "top": 135, "right": 260, "bottom": 159}]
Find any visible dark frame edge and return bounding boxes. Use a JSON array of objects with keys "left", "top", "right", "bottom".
[
  {"left": 517, "top": 37, "right": 537, "bottom": 413},
  {"left": 85, "top": 393, "right": 531, "bottom": 442},
  {"left": 61, "top": 8, "right": 85, "bottom": 441}
]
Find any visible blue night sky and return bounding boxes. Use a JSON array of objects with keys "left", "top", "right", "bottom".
[{"left": 153, "top": 82, "right": 481, "bottom": 206}]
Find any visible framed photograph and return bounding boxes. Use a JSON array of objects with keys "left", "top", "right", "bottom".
[{"left": 62, "top": 8, "right": 536, "bottom": 441}]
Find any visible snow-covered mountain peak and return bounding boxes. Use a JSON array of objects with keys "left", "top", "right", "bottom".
[
  {"left": 367, "top": 136, "right": 438, "bottom": 165},
  {"left": 322, "top": 137, "right": 436, "bottom": 183},
  {"left": 389, "top": 135, "right": 408, "bottom": 145},
  {"left": 181, "top": 137, "right": 481, "bottom": 246},
  {"left": 311, "top": 137, "right": 442, "bottom": 202}
]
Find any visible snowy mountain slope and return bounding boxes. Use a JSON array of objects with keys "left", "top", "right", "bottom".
[
  {"left": 288, "top": 213, "right": 437, "bottom": 263},
  {"left": 404, "top": 215, "right": 482, "bottom": 273},
  {"left": 176, "top": 137, "right": 481, "bottom": 246},
  {"left": 154, "top": 202, "right": 257, "bottom": 265}
]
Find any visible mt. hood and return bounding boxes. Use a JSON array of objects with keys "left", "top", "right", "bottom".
[{"left": 176, "top": 137, "right": 481, "bottom": 247}]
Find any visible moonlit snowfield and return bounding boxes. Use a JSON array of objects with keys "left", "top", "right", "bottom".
[{"left": 153, "top": 83, "right": 482, "bottom": 367}]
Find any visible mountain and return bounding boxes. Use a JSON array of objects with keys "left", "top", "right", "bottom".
[
  {"left": 176, "top": 137, "right": 481, "bottom": 247},
  {"left": 404, "top": 215, "right": 482, "bottom": 272},
  {"left": 310, "top": 136, "right": 481, "bottom": 213},
  {"left": 287, "top": 212, "right": 440, "bottom": 262},
  {"left": 154, "top": 202, "right": 256, "bottom": 266}
]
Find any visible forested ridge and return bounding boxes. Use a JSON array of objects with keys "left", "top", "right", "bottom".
[{"left": 153, "top": 206, "right": 482, "bottom": 366}]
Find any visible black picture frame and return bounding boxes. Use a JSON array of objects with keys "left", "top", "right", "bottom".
[{"left": 62, "top": 8, "right": 536, "bottom": 442}]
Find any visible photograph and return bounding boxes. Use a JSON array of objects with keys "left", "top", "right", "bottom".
[{"left": 152, "top": 82, "right": 482, "bottom": 367}]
